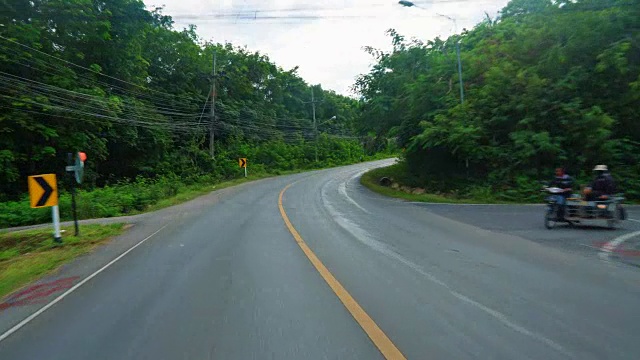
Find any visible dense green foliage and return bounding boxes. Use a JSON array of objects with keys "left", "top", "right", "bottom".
[
  {"left": 360, "top": 163, "right": 518, "bottom": 204},
  {"left": 355, "top": 0, "right": 640, "bottom": 199},
  {"left": 0, "top": 0, "right": 376, "bottom": 203},
  {"left": 0, "top": 149, "right": 390, "bottom": 228}
]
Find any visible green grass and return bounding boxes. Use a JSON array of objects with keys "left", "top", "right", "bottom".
[
  {"left": 0, "top": 223, "right": 126, "bottom": 299},
  {"left": 360, "top": 165, "right": 517, "bottom": 204}
]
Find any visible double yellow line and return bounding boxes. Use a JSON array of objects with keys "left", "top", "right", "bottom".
[{"left": 278, "top": 183, "right": 406, "bottom": 360}]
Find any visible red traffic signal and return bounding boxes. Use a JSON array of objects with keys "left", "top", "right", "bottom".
[{"left": 78, "top": 152, "right": 87, "bottom": 162}]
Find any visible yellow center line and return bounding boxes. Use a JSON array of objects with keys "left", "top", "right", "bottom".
[{"left": 278, "top": 183, "right": 407, "bottom": 360}]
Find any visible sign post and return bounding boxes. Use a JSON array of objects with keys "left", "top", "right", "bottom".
[
  {"left": 52, "top": 205, "right": 62, "bottom": 243},
  {"left": 239, "top": 158, "right": 247, "bottom": 177},
  {"left": 28, "top": 174, "right": 60, "bottom": 243},
  {"left": 66, "top": 152, "right": 86, "bottom": 236}
]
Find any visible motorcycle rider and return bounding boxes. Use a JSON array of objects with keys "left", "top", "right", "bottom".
[
  {"left": 584, "top": 164, "right": 616, "bottom": 201},
  {"left": 549, "top": 167, "right": 574, "bottom": 221}
]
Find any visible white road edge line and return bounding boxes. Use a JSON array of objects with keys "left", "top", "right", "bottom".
[
  {"left": 598, "top": 221, "right": 640, "bottom": 261},
  {"left": 0, "top": 224, "right": 169, "bottom": 343},
  {"left": 337, "top": 170, "right": 371, "bottom": 214},
  {"left": 320, "top": 181, "right": 570, "bottom": 356}
]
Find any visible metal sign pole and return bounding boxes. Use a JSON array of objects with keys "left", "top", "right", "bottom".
[
  {"left": 71, "top": 181, "right": 79, "bottom": 236},
  {"left": 52, "top": 205, "right": 62, "bottom": 243},
  {"left": 68, "top": 153, "right": 80, "bottom": 236},
  {"left": 244, "top": 166, "right": 247, "bottom": 178}
]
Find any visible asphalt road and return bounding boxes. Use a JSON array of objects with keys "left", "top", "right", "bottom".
[
  {"left": 1, "top": 159, "right": 640, "bottom": 359},
  {"left": 411, "top": 203, "right": 640, "bottom": 257}
]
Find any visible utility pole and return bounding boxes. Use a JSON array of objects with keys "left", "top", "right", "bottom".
[
  {"left": 304, "top": 86, "right": 323, "bottom": 163},
  {"left": 453, "top": 20, "right": 464, "bottom": 104},
  {"left": 311, "top": 87, "right": 318, "bottom": 163},
  {"left": 209, "top": 49, "right": 217, "bottom": 159},
  {"left": 456, "top": 43, "right": 463, "bottom": 103},
  {"left": 437, "top": 13, "right": 464, "bottom": 104},
  {"left": 399, "top": 1, "right": 465, "bottom": 104}
]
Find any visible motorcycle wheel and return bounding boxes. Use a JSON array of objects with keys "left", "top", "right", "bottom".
[
  {"left": 545, "top": 207, "right": 557, "bottom": 229},
  {"left": 617, "top": 205, "right": 627, "bottom": 220}
]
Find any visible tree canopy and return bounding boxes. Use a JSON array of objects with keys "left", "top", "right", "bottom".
[
  {"left": 0, "top": 0, "right": 364, "bottom": 200},
  {"left": 354, "top": 0, "right": 640, "bottom": 199}
]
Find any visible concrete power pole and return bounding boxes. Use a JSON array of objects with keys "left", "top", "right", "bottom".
[
  {"left": 444, "top": 15, "right": 464, "bottom": 104},
  {"left": 399, "top": 4, "right": 464, "bottom": 104},
  {"left": 454, "top": 21, "right": 464, "bottom": 104},
  {"left": 305, "top": 86, "right": 323, "bottom": 163},
  {"left": 209, "top": 50, "right": 217, "bottom": 159},
  {"left": 311, "top": 87, "right": 318, "bottom": 163}
]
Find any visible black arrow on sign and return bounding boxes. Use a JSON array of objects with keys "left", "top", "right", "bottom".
[
  {"left": 241, "top": 159, "right": 246, "bottom": 167},
  {"left": 34, "top": 176, "right": 54, "bottom": 207}
]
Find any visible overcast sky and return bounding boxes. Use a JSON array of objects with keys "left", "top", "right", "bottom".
[{"left": 142, "top": 0, "right": 511, "bottom": 96}]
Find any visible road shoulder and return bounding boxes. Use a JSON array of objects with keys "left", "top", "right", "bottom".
[{"left": 0, "top": 178, "right": 257, "bottom": 336}]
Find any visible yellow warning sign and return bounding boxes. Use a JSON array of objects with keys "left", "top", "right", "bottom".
[
  {"left": 28, "top": 174, "right": 58, "bottom": 208},
  {"left": 239, "top": 158, "right": 247, "bottom": 168}
]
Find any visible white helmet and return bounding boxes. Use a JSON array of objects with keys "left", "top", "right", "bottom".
[{"left": 593, "top": 164, "right": 608, "bottom": 171}]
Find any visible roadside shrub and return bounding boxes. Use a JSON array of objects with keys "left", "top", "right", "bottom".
[
  {"left": 0, "top": 199, "right": 49, "bottom": 228},
  {"left": 1, "top": 138, "right": 382, "bottom": 228}
]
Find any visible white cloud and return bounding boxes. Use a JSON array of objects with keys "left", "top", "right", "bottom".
[{"left": 144, "top": 0, "right": 511, "bottom": 95}]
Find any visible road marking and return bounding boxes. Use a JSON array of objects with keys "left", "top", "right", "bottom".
[
  {"left": 338, "top": 173, "right": 371, "bottom": 214},
  {"left": 628, "top": 218, "right": 640, "bottom": 223},
  {"left": 339, "top": 181, "right": 369, "bottom": 214},
  {"left": 321, "top": 181, "right": 570, "bottom": 356},
  {"left": 449, "top": 291, "right": 568, "bottom": 354},
  {"left": 0, "top": 224, "right": 168, "bottom": 343},
  {"left": 581, "top": 244, "right": 602, "bottom": 251},
  {"left": 598, "top": 229, "right": 640, "bottom": 261},
  {"left": 278, "top": 183, "right": 406, "bottom": 360}
]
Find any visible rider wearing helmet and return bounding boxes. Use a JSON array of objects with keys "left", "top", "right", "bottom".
[{"left": 584, "top": 164, "right": 616, "bottom": 201}]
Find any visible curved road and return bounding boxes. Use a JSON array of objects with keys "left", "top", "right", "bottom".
[{"left": 1, "top": 159, "right": 639, "bottom": 359}]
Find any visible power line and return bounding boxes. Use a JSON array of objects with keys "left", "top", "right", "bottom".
[
  {"left": 0, "top": 94, "right": 206, "bottom": 131},
  {"left": 211, "top": 126, "right": 313, "bottom": 142},
  {"left": 0, "top": 58, "right": 202, "bottom": 117},
  {"left": 174, "top": 14, "right": 441, "bottom": 22},
  {"left": 212, "top": 122, "right": 314, "bottom": 142},
  {"left": 197, "top": 91, "right": 211, "bottom": 125},
  {"left": 173, "top": 4, "right": 384, "bottom": 18},
  {"left": 0, "top": 87, "right": 335, "bottom": 138},
  {"left": 0, "top": 105, "right": 203, "bottom": 135},
  {"left": 0, "top": 73, "right": 327, "bottom": 135},
  {"left": 214, "top": 118, "right": 308, "bottom": 133},
  {"left": 0, "top": 72, "right": 201, "bottom": 118},
  {"left": 0, "top": 88, "right": 198, "bottom": 130},
  {"left": 170, "top": 0, "right": 491, "bottom": 21},
  {"left": 0, "top": 36, "right": 358, "bottom": 143},
  {"left": 215, "top": 113, "right": 315, "bottom": 130},
  {"left": 0, "top": 80, "right": 203, "bottom": 132},
  {"left": 0, "top": 44, "right": 204, "bottom": 114},
  {"left": 0, "top": 35, "right": 203, "bottom": 106},
  {"left": 214, "top": 116, "right": 317, "bottom": 135}
]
